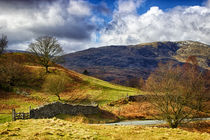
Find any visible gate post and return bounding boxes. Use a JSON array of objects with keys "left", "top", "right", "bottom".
[
  {"left": 12, "top": 109, "right": 16, "bottom": 121},
  {"left": 22, "top": 113, "right": 25, "bottom": 119},
  {"left": 29, "top": 106, "right": 31, "bottom": 119}
]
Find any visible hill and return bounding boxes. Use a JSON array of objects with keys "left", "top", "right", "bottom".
[
  {"left": 0, "top": 50, "right": 209, "bottom": 128},
  {"left": 0, "top": 53, "right": 138, "bottom": 123},
  {"left": 62, "top": 41, "right": 210, "bottom": 85}
]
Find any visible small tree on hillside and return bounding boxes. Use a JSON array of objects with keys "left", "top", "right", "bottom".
[
  {"left": 138, "top": 77, "right": 145, "bottom": 90},
  {"left": 43, "top": 74, "right": 68, "bottom": 100},
  {"left": 145, "top": 61, "right": 206, "bottom": 128},
  {"left": 28, "top": 36, "right": 63, "bottom": 73},
  {"left": 83, "top": 69, "right": 89, "bottom": 75},
  {"left": 0, "top": 34, "right": 8, "bottom": 55}
]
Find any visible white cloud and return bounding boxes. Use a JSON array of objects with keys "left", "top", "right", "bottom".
[
  {"left": 67, "top": 0, "right": 91, "bottom": 16},
  {"left": 99, "top": 3, "right": 210, "bottom": 46},
  {"left": 0, "top": 0, "right": 96, "bottom": 51},
  {"left": 117, "top": 0, "right": 143, "bottom": 14},
  {"left": 1, "top": 0, "right": 210, "bottom": 53}
]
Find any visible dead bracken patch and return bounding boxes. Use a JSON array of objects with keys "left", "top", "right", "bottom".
[
  {"left": 180, "top": 121, "right": 210, "bottom": 133},
  {"left": 0, "top": 104, "right": 20, "bottom": 112}
]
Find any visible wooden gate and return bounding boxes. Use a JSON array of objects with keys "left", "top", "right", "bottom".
[{"left": 12, "top": 107, "right": 31, "bottom": 121}]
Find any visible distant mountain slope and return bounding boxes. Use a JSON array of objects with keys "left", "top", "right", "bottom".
[
  {"left": 62, "top": 41, "right": 210, "bottom": 85},
  {"left": 5, "top": 50, "right": 27, "bottom": 53}
]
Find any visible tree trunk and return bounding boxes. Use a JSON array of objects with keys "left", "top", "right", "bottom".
[
  {"left": 57, "top": 95, "right": 61, "bottom": 101},
  {"left": 45, "top": 66, "right": 49, "bottom": 73},
  {"left": 196, "top": 97, "right": 202, "bottom": 111},
  {"left": 169, "top": 121, "right": 179, "bottom": 128}
]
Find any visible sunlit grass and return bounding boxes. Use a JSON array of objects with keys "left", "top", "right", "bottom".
[
  {"left": 55, "top": 113, "right": 116, "bottom": 124},
  {"left": 0, "top": 97, "right": 41, "bottom": 113},
  {"left": 0, "top": 114, "right": 11, "bottom": 124},
  {"left": 0, "top": 118, "right": 209, "bottom": 140}
]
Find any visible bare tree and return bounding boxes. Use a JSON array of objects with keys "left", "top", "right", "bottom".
[
  {"left": 145, "top": 61, "right": 206, "bottom": 128},
  {"left": 43, "top": 74, "right": 68, "bottom": 100},
  {"left": 28, "top": 36, "right": 63, "bottom": 73},
  {"left": 138, "top": 77, "right": 145, "bottom": 90},
  {"left": 0, "top": 34, "right": 8, "bottom": 55}
]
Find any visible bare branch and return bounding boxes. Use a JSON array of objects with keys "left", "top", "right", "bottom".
[{"left": 0, "top": 34, "right": 8, "bottom": 55}]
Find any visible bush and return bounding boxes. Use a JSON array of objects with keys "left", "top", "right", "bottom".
[
  {"left": 0, "top": 58, "right": 34, "bottom": 91},
  {"left": 43, "top": 74, "right": 69, "bottom": 100}
]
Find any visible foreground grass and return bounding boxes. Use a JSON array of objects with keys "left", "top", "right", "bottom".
[
  {"left": 56, "top": 113, "right": 117, "bottom": 124},
  {"left": 0, "top": 114, "right": 11, "bottom": 124},
  {"left": 0, "top": 118, "right": 209, "bottom": 140}
]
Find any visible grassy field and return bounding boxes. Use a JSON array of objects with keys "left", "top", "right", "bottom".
[
  {"left": 0, "top": 54, "right": 139, "bottom": 123},
  {"left": 0, "top": 118, "right": 209, "bottom": 140}
]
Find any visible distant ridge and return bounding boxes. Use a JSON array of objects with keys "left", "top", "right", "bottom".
[
  {"left": 5, "top": 50, "right": 27, "bottom": 53},
  {"left": 62, "top": 41, "right": 210, "bottom": 86}
]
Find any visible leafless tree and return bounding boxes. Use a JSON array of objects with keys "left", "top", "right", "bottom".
[
  {"left": 145, "top": 61, "right": 206, "bottom": 128},
  {"left": 43, "top": 74, "right": 68, "bottom": 100},
  {"left": 28, "top": 36, "right": 63, "bottom": 73},
  {"left": 0, "top": 34, "right": 8, "bottom": 55},
  {"left": 138, "top": 77, "right": 145, "bottom": 90}
]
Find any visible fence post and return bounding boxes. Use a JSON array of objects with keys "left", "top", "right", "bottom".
[
  {"left": 29, "top": 106, "right": 31, "bottom": 119},
  {"left": 12, "top": 109, "right": 16, "bottom": 121},
  {"left": 23, "top": 113, "right": 25, "bottom": 119}
]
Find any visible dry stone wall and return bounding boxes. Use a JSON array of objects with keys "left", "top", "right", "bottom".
[{"left": 30, "top": 102, "right": 100, "bottom": 119}]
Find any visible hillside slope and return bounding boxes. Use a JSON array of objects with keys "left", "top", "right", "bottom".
[
  {"left": 0, "top": 53, "right": 138, "bottom": 123},
  {"left": 62, "top": 41, "right": 210, "bottom": 85}
]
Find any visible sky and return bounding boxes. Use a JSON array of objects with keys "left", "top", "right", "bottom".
[{"left": 0, "top": 0, "right": 210, "bottom": 53}]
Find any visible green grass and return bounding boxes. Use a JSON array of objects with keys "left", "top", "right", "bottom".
[
  {"left": 81, "top": 74, "right": 139, "bottom": 104},
  {"left": 0, "top": 118, "right": 209, "bottom": 140},
  {"left": 0, "top": 114, "right": 11, "bottom": 124}
]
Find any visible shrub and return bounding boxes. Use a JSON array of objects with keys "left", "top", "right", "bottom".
[
  {"left": 43, "top": 74, "right": 69, "bottom": 100},
  {"left": 0, "top": 58, "right": 34, "bottom": 91}
]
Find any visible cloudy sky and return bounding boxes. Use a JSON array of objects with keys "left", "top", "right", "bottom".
[{"left": 0, "top": 0, "right": 210, "bottom": 53}]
